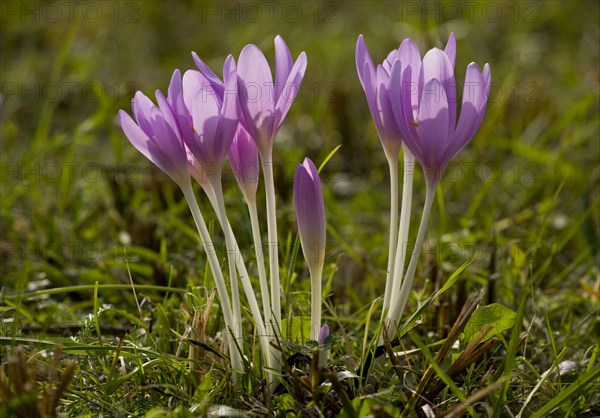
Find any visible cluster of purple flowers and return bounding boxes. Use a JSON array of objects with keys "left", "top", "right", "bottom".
[{"left": 119, "top": 32, "right": 490, "bottom": 380}]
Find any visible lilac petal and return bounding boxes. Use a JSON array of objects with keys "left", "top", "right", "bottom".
[
  {"left": 318, "top": 324, "right": 330, "bottom": 345},
  {"left": 223, "top": 55, "right": 236, "bottom": 84},
  {"left": 363, "top": 62, "right": 385, "bottom": 141},
  {"left": 450, "top": 63, "right": 486, "bottom": 156},
  {"left": 274, "top": 51, "right": 307, "bottom": 134},
  {"left": 237, "top": 44, "right": 275, "bottom": 147},
  {"left": 382, "top": 49, "right": 398, "bottom": 76},
  {"left": 167, "top": 69, "right": 195, "bottom": 147},
  {"left": 397, "top": 38, "right": 421, "bottom": 115},
  {"left": 192, "top": 51, "right": 225, "bottom": 100},
  {"left": 274, "top": 35, "right": 293, "bottom": 102},
  {"left": 420, "top": 48, "right": 456, "bottom": 138},
  {"left": 294, "top": 158, "right": 326, "bottom": 268},
  {"left": 482, "top": 63, "right": 491, "bottom": 95},
  {"left": 183, "top": 70, "right": 211, "bottom": 113},
  {"left": 191, "top": 88, "right": 221, "bottom": 165},
  {"left": 155, "top": 90, "right": 181, "bottom": 139},
  {"left": 355, "top": 35, "right": 375, "bottom": 91},
  {"left": 417, "top": 78, "right": 450, "bottom": 175},
  {"left": 148, "top": 104, "right": 184, "bottom": 172},
  {"left": 132, "top": 91, "right": 156, "bottom": 137},
  {"left": 444, "top": 32, "right": 456, "bottom": 69},
  {"left": 389, "top": 61, "right": 418, "bottom": 150},
  {"left": 376, "top": 65, "right": 402, "bottom": 156},
  {"left": 228, "top": 125, "right": 259, "bottom": 200},
  {"left": 119, "top": 110, "right": 155, "bottom": 166},
  {"left": 216, "top": 68, "right": 239, "bottom": 164}
]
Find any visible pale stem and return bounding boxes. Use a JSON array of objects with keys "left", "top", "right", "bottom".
[
  {"left": 180, "top": 181, "right": 244, "bottom": 377},
  {"left": 259, "top": 151, "right": 281, "bottom": 331},
  {"left": 208, "top": 174, "right": 244, "bottom": 355},
  {"left": 247, "top": 196, "right": 272, "bottom": 342},
  {"left": 387, "top": 180, "right": 436, "bottom": 334},
  {"left": 385, "top": 149, "right": 415, "bottom": 330},
  {"left": 381, "top": 156, "right": 399, "bottom": 317},
  {"left": 309, "top": 263, "right": 324, "bottom": 342},
  {"left": 208, "top": 176, "right": 274, "bottom": 382}
]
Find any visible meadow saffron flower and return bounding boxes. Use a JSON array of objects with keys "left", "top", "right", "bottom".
[
  {"left": 386, "top": 35, "right": 491, "bottom": 333},
  {"left": 237, "top": 35, "right": 307, "bottom": 155},
  {"left": 389, "top": 39, "right": 490, "bottom": 183},
  {"left": 118, "top": 87, "right": 189, "bottom": 186},
  {"left": 355, "top": 35, "right": 404, "bottom": 160},
  {"left": 118, "top": 71, "right": 245, "bottom": 377},
  {"left": 294, "top": 158, "right": 326, "bottom": 341},
  {"left": 235, "top": 35, "right": 308, "bottom": 335}
]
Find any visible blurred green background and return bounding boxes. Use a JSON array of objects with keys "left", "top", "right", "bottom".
[{"left": 1, "top": 0, "right": 598, "bottom": 331}]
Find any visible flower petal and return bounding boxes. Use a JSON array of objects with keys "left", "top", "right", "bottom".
[
  {"left": 155, "top": 89, "right": 187, "bottom": 165},
  {"left": 274, "top": 35, "right": 293, "bottom": 102},
  {"left": 119, "top": 109, "right": 155, "bottom": 166},
  {"left": 450, "top": 63, "right": 485, "bottom": 154},
  {"left": 444, "top": 32, "right": 456, "bottom": 69},
  {"left": 355, "top": 35, "right": 375, "bottom": 91},
  {"left": 228, "top": 125, "right": 259, "bottom": 201},
  {"left": 192, "top": 51, "right": 224, "bottom": 100},
  {"left": 167, "top": 69, "right": 195, "bottom": 149},
  {"left": 417, "top": 78, "right": 450, "bottom": 177},
  {"left": 237, "top": 44, "right": 275, "bottom": 148},
  {"left": 216, "top": 67, "right": 238, "bottom": 164},
  {"left": 190, "top": 87, "right": 221, "bottom": 165},
  {"left": 183, "top": 70, "right": 211, "bottom": 113},
  {"left": 382, "top": 49, "right": 398, "bottom": 76},
  {"left": 294, "top": 158, "right": 326, "bottom": 269},
  {"left": 363, "top": 61, "right": 385, "bottom": 141},
  {"left": 274, "top": 51, "right": 307, "bottom": 134},
  {"left": 223, "top": 54, "right": 236, "bottom": 84},
  {"left": 376, "top": 65, "right": 402, "bottom": 157},
  {"left": 397, "top": 38, "right": 421, "bottom": 115},
  {"left": 420, "top": 48, "right": 456, "bottom": 138},
  {"left": 389, "top": 60, "right": 418, "bottom": 151},
  {"left": 132, "top": 91, "right": 156, "bottom": 137}
]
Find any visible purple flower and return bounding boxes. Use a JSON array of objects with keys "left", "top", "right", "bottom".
[
  {"left": 294, "top": 158, "right": 326, "bottom": 270},
  {"left": 356, "top": 33, "right": 457, "bottom": 159},
  {"left": 180, "top": 57, "right": 239, "bottom": 174},
  {"left": 228, "top": 125, "right": 260, "bottom": 203},
  {"left": 318, "top": 324, "right": 330, "bottom": 345},
  {"left": 237, "top": 35, "right": 307, "bottom": 155},
  {"left": 388, "top": 35, "right": 491, "bottom": 183},
  {"left": 118, "top": 71, "right": 189, "bottom": 186}
]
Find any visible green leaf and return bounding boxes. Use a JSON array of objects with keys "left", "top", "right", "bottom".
[
  {"left": 281, "top": 317, "right": 312, "bottom": 344},
  {"left": 461, "top": 303, "right": 517, "bottom": 345},
  {"left": 529, "top": 365, "right": 600, "bottom": 418},
  {"left": 318, "top": 144, "right": 342, "bottom": 173}
]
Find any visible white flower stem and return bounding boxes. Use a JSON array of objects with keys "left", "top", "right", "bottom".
[
  {"left": 247, "top": 196, "right": 272, "bottom": 343},
  {"left": 209, "top": 175, "right": 274, "bottom": 382},
  {"left": 208, "top": 174, "right": 244, "bottom": 355},
  {"left": 180, "top": 181, "right": 244, "bottom": 377},
  {"left": 259, "top": 151, "right": 281, "bottom": 332},
  {"left": 381, "top": 156, "right": 399, "bottom": 317},
  {"left": 387, "top": 179, "right": 436, "bottom": 334},
  {"left": 309, "top": 263, "right": 323, "bottom": 342},
  {"left": 385, "top": 149, "right": 415, "bottom": 330}
]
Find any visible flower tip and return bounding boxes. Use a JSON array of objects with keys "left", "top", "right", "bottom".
[
  {"left": 318, "top": 324, "right": 330, "bottom": 345},
  {"left": 117, "top": 109, "right": 127, "bottom": 124}
]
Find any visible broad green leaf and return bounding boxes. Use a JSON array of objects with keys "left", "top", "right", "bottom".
[{"left": 461, "top": 303, "right": 517, "bottom": 345}]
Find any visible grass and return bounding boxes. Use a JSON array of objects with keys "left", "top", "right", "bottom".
[{"left": 1, "top": 0, "right": 599, "bottom": 416}]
